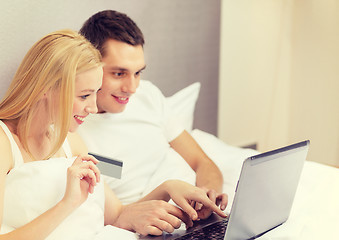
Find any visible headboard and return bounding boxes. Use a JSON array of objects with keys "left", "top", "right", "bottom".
[{"left": 0, "top": 0, "right": 221, "bottom": 135}]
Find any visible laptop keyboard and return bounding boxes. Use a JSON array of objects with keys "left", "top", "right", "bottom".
[{"left": 176, "top": 219, "right": 228, "bottom": 240}]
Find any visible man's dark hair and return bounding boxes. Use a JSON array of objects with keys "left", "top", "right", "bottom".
[{"left": 80, "top": 10, "right": 144, "bottom": 56}]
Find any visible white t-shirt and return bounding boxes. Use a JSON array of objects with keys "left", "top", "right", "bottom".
[{"left": 78, "top": 80, "right": 185, "bottom": 204}]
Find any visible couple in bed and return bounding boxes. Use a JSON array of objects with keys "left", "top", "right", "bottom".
[{"left": 0, "top": 10, "right": 227, "bottom": 239}]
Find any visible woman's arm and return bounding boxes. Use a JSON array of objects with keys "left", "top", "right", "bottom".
[
  {"left": 103, "top": 181, "right": 123, "bottom": 226},
  {"left": 1, "top": 200, "right": 75, "bottom": 240},
  {"left": 0, "top": 130, "right": 13, "bottom": 232}
]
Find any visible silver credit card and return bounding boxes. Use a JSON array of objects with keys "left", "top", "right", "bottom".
[{"left": 89, "top": 152, "right": 123, "bottom": 179}]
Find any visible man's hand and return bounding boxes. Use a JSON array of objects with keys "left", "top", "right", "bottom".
[
  {"left": 113, "top": 200, "right": 193, "bottom": 236},
  {"left": 192, "top": 187, "right": 228, "bottom": 220},
  {"left": 169, "top": 130, "right": 227, "bottom": 220}
]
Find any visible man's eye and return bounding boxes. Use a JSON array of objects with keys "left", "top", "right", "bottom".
[
  {"left": 113, "top": 72, "right": 125, "bottom": 77},
  {"left": 135, "top": 70, "right": 143, "bottom": 76}
]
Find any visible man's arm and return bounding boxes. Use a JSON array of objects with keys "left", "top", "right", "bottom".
[
  {"left": 169, "top": 130, "right": 223, "bottom": 192},
  {"left": 170, "top": 130, "right": 227, "bottom": 218}
]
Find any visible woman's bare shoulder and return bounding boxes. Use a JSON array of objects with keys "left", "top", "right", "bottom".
[{"left": 0, "top": 127, "right": 14, "bottom": 174}]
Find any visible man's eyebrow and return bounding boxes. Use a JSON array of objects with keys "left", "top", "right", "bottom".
[
  {"left": 106, "top": 65, "right": 146, "bottom": 72},
  {"left": 138, "top": 65, "right": 146, "bottom": 72},
  {"left": 106, "top": 66, "right": 128, "bottom": 71}
]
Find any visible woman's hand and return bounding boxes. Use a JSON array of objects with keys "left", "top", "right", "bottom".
[
  {"left": 62, "top": 155, "right": 101, "bottom": 209},
  {"left": 162, "top": 180, "right": 227, "bottom": 221}
]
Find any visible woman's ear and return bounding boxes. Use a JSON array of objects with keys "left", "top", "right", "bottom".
[
  {"left": 42, "top": 89, "right": 53, "bottom": 99},
  {"left": 39, "top": 90, "right": 53, "bottom": 106},
  {"left": 41, "top": 90, "right": 49, "bottom": 99}
]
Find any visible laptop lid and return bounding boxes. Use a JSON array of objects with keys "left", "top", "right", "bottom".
[{"left": 225, "top": 140, "right": 310, "bottom": 239}]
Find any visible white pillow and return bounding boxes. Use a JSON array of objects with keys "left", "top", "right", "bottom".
[{"left": 166, "top": 82, "right": 201, "bottom": 132}]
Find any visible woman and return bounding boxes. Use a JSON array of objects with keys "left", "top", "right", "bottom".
[{"left": 0, "top": 30, "right": 226, "bottom": 240}]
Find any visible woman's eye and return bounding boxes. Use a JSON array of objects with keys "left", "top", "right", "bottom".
[{"left": 80, "top": 94, "right": 90, "bottom": 100}]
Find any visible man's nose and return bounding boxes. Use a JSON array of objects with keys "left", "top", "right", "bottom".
[{"left": 121, "top": 76, "right": 138, "bottom": 94}]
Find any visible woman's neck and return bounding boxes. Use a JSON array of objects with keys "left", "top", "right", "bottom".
[{"left": 4, "top": 107, "right": 53, "bottom": 161}]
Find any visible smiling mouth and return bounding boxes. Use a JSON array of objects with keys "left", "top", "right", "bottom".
[
  {"left": 113, "top": 95, "right": 129, "bottom": 104},
  {"left": 74, "top": 115, "right": 85, "bottom": 124}
]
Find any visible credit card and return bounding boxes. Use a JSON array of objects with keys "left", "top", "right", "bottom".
[{"left": 88, "top": 152, "right": 123, "bottom": 179}]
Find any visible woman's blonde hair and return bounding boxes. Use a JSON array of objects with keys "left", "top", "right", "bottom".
[{"left": 0, "top": 29, "right": 102, "bottom": 159}]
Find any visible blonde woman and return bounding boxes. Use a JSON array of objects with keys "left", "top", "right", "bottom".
[{"left": 0, "top": 30, "right": 226, "bottom": 239}]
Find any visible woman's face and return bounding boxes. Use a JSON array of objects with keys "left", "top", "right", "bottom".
[{"left": 69, "top": 66, "right": 103, "bottom": 132}]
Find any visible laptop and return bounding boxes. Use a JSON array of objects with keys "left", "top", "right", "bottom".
[{"left": 139, "top": 140, "right": 310, "bottom": 240}]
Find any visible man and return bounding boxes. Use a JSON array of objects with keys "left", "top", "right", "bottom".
[{"left": 78, "top": 10, "right": 227, "bottom": 235}]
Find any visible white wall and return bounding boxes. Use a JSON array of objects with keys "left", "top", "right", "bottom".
[
  {"left": 218, "top": 0, "right": 339, "bottom": 167},
  {"left": 289, "top": 0, "right": 339, "bottom": 167},
  {"left": 218, "top": 0, "right": 292, "bottom": 149}
]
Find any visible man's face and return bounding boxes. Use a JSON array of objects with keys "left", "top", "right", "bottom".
[{"left": 97, "top": 39, "right": 145, "bottom": 113}]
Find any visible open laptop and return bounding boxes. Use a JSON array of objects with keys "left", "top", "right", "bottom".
[{"left": 139, "top": 140, "right": 310, "bottom": 240}]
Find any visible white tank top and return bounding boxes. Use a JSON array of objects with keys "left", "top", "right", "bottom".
[{"left": 0, "top": 120, "right": 73, "bottom": 167}]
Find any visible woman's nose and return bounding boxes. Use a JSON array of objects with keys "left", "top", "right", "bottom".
[{"left": 85, "top": 102, "right": 98, "bottom": 114}]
